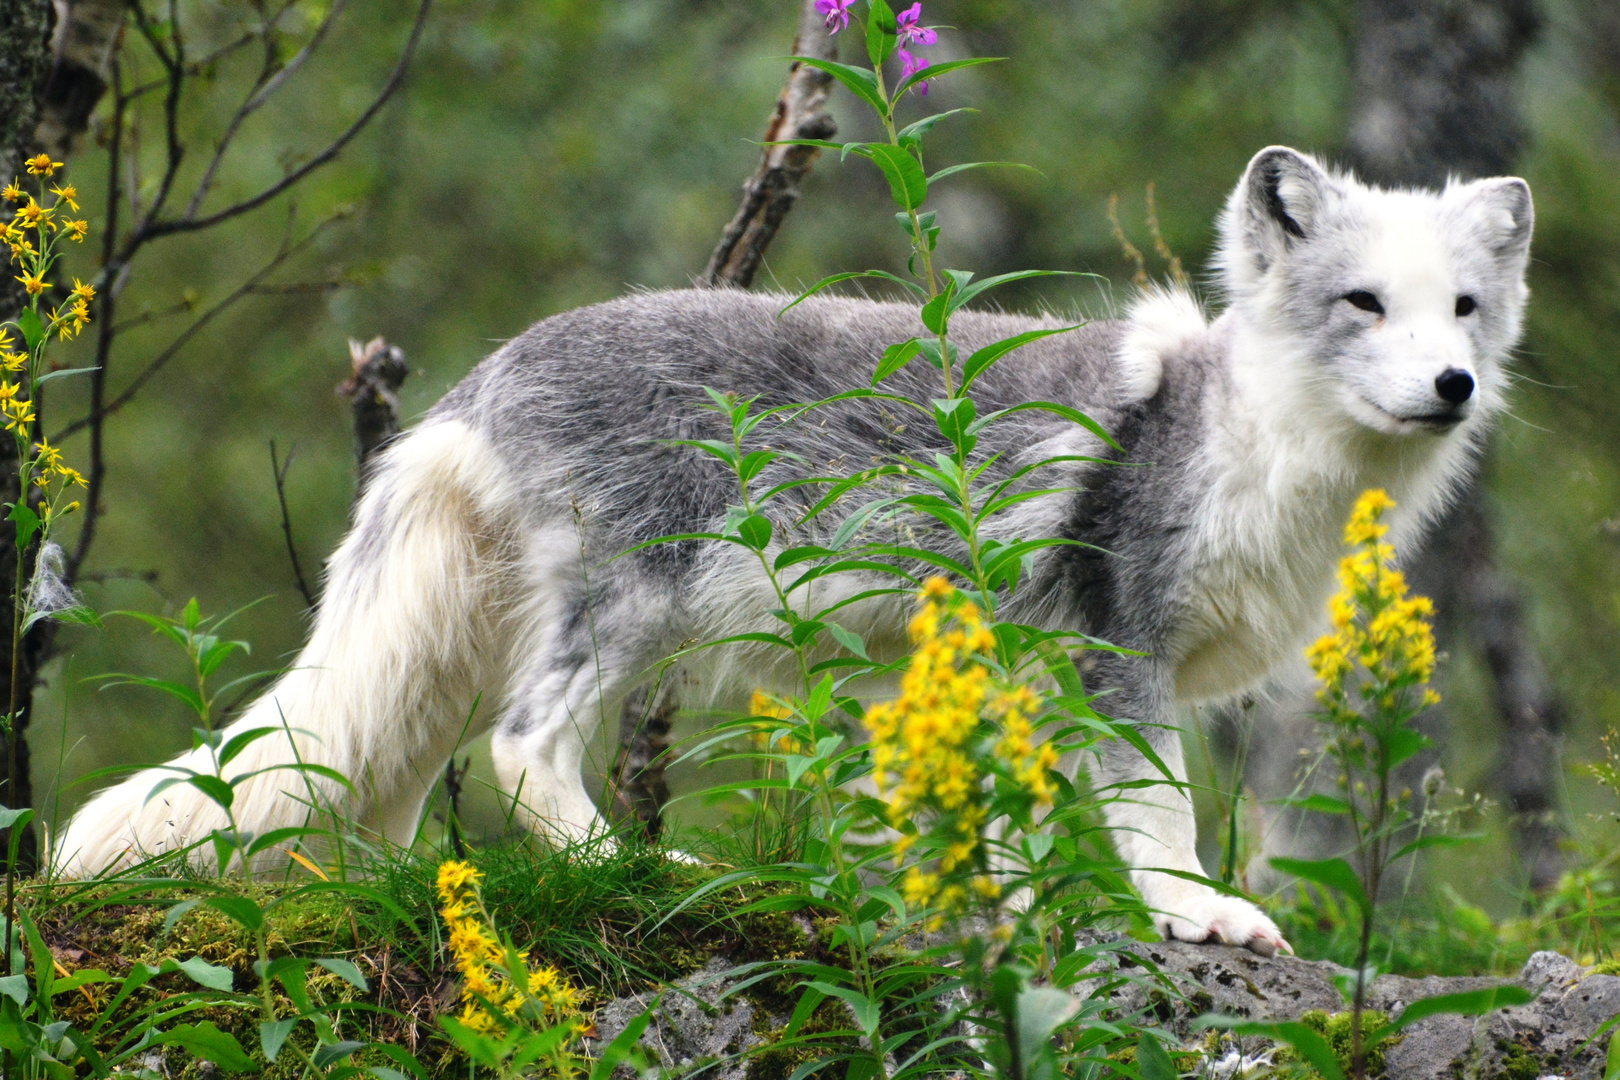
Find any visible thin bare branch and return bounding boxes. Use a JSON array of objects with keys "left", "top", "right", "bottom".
[
  {"left": 700, "top": 0, "right": 838, "bottom": 288},
  {"left": 183, "top": 0, "right": 351, "bottom": 220},
  {"left": 55, "top": 215, "right": 345, "bottom": 444},
  {"left": 269, "top": 440, "right": 315, "bottom": 609},
  {"left": 141, "top": 0, "right": 430, "bottom": 241}
]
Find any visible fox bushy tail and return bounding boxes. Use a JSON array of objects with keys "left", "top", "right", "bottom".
[{"left": 55, "top": 419, "right": 520, "bottom": 876}]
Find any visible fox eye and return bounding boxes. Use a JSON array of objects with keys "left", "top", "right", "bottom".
[
  {"left": 1345, "top": 290, "right": 1385, "bottom": 315},
  {"left": 1455, "top": 295, "right": 1477, "bottom": 317}
]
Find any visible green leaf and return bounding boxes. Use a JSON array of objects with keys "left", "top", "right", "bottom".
[
  {"left": 34, "top": 366, "right": 98, "bottom": 388},
  {"left": 0, "top": 974, "right": 28, "bottom": 1005},
  {"left": 1389, "top": 832, "right": 1481, "bottom": 863},
  {"left": 1384, "top": 985, "right": 1532, "bottom": 1034},
  {"left": 1016, "top": 986, "right": 1078, "bottom": 1068},
  {"left": 174, "top": 955, "right": 233, "bottom": 992},
  {"left": 8, "top": 501, "right": 38, "bottom": 553},
  {"left": 919, "top": 275, "right": 957, "bottom": 335},
  {"left": 1197, "top": 1017, "right": 1347, "bottom": 1080},
  {"left": 807, "top": 981, "right": 879, "bottom": 1040},
  {"left": 187, "top": 774, "right": 235, "bottom": 810},
  {"left": 157, "top": 1022, "right": 255, "bottom": 1072},
  {"left": 1606, "top": 1027, "right": 1620, "bottom": 1080},
  {"left": 590, "top": 1004, "right": 656, "bottom": 1080},
  {"left": 205, "top": 895, "right": 264, "bottom": 932},
  {"left": 928, "top": 160, "right": 1040, "bottom": 185},
  {"left": 933, "top": 397, "right": 977, "bottom": 448},
  {"left": 1272, "top": 793, "right": 1353, "bottom": 815},
  {"left": 0, "top": 806, "right": 31, "bottom": 832},
  {"left": 894, "top": 55, "right": 1004, "bottom": 97},
  {"left": 313, "top": 1040, "right": 366, "bottom": 1068},
  {"left": 315, "top": 956, "right": 369, "bottom": 991},
  {"left": 97, "top": 674, "right": 206, "bottom": 717},
  {"left": 872, "top": 338, "right": 921, "bottom": 385},
  {"left": 736, "top": 514, "right": 773, "bottom": 551},
  {"left": 218, "top": 726, "right": 279, "bottom": 767},
  {"left": 864, "top": 0, "right": 897, "bottom": 68},
  {"left": 259, "top": 1019, "right": 296, "bottom": 1062},
  {"left": 897, "top": 108, "right": 977, "bottom": 147},
  {"left": 789, "top": 57, "right": 888, "bottom": 115},
  {"left": 966, "top": 399, "right": 1120, "bottom": 451},
  {"left": 827, "top": 624, "right": 868, "bottom": 659},
  {"left": 1269, "top": 856, "right": 1370, "bottom": 915},
  {"left": 18, "top": 309, "right": 42, "bottom": 351},
  {"left": 779, "top": 269, "right": 925, "bottom": 315},
  {"left": 866, "top": 144, "right": 928, "bottom": 212},
  {"left": 1135, "top": 1032, "right": 1178, "bottom": 1080},
  {"left": 960, "top": 326, "right": 1079, "bottom": 392}
]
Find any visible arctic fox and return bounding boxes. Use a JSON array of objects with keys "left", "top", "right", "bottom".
[{"left": 56, "top": 147, "right": 1532, "bottom": 957}]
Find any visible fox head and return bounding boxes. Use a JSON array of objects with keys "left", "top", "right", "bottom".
[{"left": 1216, "top": 146, "right": 1533, "bottom": 439}]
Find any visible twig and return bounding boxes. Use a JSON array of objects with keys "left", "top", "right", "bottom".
[
  {"left": 700, "top": 0, "right": 838, "bottom": 288},
  {"left": 139, "top": 0, "right": 430, "bottom": 241},
  {"left": 55, "top": 214, "right": 347, "bottom": 445},
  {"left": 269, "top": 441, "right": 315, "bottom": 609},
  {"left": 183, "top": 0, "right": 351, "bottom": 220}
]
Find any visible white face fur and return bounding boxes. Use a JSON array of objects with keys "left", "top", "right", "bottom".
[{"left": 1217, "top": 146, "right": 1534, "bottom": 440}]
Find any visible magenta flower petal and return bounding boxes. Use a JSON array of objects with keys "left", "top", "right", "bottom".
[
  {"left": 815, "top": 0, "right": 854, "bottom": 34},
  {"left": 896, "top": 4, "right": 939, "bottom": 45}
]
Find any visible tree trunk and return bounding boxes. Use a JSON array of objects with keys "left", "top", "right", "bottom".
[{"left": 0, "top": 0, "right": 55, "bottom": 871}]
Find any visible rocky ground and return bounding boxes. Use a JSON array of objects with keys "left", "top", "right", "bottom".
[{"left": 588, "top": 936, "right": 1620, "bottom": 1078}]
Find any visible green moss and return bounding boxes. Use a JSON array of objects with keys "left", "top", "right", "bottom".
[{"left": 1278, "top": 1009, "right": 1401, "bottom": 1078}]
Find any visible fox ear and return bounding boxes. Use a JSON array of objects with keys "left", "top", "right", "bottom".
[
  {"left": 1232, "top": 146, "right": 1337, "bottom": 273},
  {"left": 1454, "top": 176, "right": 1534, "bottom": 260}
]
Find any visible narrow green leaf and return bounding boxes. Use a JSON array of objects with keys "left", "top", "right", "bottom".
[
  {"left": 865, "top": 0, "right": 897, "bottom": 68},
  {"left": 316, "top": 957, "right": 369, "bottom": 991},
  {"left": 34, "top": 366, "right": 98, "bottom": 388},
  {"left": 8, "top": 501, "right": 38, "bottom": 552},
  {"left": 18, "top": 309, "right": 42, "bottom": 351},
  {"left": 897, "top": 107, "right": 977, "bottom": 146},
  {"left": 175, "top": 955, "right": 234, "bottom": 992},
  {"left": 312, "top": 1041, "right": 366, "bottom": 1068},
  {"left": 960, "top": 326, "right": 1080, "bottom": 392},
  {"left": 867, "top": 143, "right": 928, "bottom": 211},
  {"left": 0, "top": 974, "right": 27, "bottom": 1005},
  {"left": 894, "top": 55, "right": 1004, "bottom": 97},
  {"left": 1269, "top": 856, "right": 1370, "bottom": 915},
  {"left": 789, "top": 57, "right": 888, "bottom": 115},
  {"left": 1135, "top": 1032, "right": 1178, "bottom": 1080},
  {"left": 872, "top": 338, "right": 921, "bottom": 385},
  {"left": 260, "top": 1018, "right": 296, "bottom": 1062},
  {"left": 779, "top": 270, "right": 924, "bottom": 316},
  {"left": 157, "top": 1022, "right": 255, "bottom": 1072},
  {"left": 1385, "top": 985, "right": 1532, "bottom": 1033},
  {"left": 928, "top": 160, "right": 1040, "bottom": 185},
  {"left": 737, "top": 514, "right": 773, "bottom": 550},
  {"left": 1196, "top": 1017, "right": 1347, "bottom": 1080},
  {"left": 827, "top": 624, "right": 869, "bottom": 659},
  {"left": 205, "top": 895, "right": 264, "bottom": 932}
]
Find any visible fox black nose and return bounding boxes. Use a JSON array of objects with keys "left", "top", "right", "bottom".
[{"left": 1435, "top": 368, "right": 1474, "bottom": 405}]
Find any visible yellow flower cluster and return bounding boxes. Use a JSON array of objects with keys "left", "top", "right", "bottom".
[
  {"left": 3, "top": 156, "right": 88, "bottom": 268},
  {"left": 32, "top": 436, "right": 84, "bottom": 492},
  {"left": 749, "top": 689, "right": 803, "bottom": 755},
  {"left": 864, "top": 577, "right": 1060, "bottom": 914},
  {"left": 436, "top": 861, "right": 585, "bottom": 1040},
  {"left": 1306, "top": 490, "right": 1440, "bottom": 719}
]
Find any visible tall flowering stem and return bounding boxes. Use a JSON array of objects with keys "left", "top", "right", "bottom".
[
  {"left": 1298, "top": 489, "right": 1441, "bottom": 1078},
  {"left": 437, "top": 860, "right": 588, "bottom": 1076},
  {"left": 0, "top": 153, "right": 93, "bottom": 934},
  {"left": 865, "top": 579, "right": 1058, "bottom": 921}
]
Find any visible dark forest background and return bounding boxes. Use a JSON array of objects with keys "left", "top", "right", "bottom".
[{"left": 13, "top": 0, "right": 1620, "bottom": 913}]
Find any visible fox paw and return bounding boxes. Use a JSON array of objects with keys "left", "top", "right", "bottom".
[{"left": 1156, "top": 893, "right": 1291, "bottom": 957}]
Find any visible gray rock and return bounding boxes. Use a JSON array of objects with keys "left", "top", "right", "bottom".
[{"left": 587, "top": 941, "right": 1620, "bottom": 1078}]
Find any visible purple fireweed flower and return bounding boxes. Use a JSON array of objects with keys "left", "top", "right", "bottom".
[
  {"left": 899, "top": 46, "right": 931, "bottom": 94},
  {"left": 815, "top": 0, "right": 855, "bottom": 34},
  {"left": 896, "top": 4, "right": 939, "bottom": 46}
]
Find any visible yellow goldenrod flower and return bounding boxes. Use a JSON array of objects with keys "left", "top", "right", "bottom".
[
  {"left": 436, "top": 859, "right": 588, "bottom": 1042},
  {"left": 1307, "top": 489, "right": 1440, "bottom": 720},
  {"left": 865, "top": 578, "right": 1060, "bottom": 920},
  {"left": 69, "top": 277, "right": 95, "bottom": 304},
  {"left": 48, "top": 184, "right": 77, "bottom": 211},
  {"left": 65, "top": 219, "right": 88, "bottom": 242},
  {"left": 24, "top": 154, "right": 60, "bottom": 177},
  {"left": 13, "top": 198, "right": 47, "bottom": 230},
  {"left": 0, "top": 180, "right": 19, "bottom": 203},
  {"left": 15, "top": 270, "right": 43, "bottom": 295}
]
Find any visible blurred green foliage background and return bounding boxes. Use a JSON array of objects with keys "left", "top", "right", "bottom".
[{"left": 25, "top": 0, "right": 1620, "bottom": 915}]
